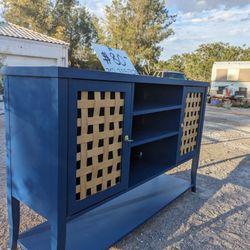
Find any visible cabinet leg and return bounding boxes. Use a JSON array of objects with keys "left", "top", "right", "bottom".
[
  {"left": 51, "top": 220, "right": 66, "bottom": 250},
  {"left": 191, "top": 154, "right": 199, "bottom": 192},
  {"left": 8, "top": 196, "right": 20, "bottom": 250}
]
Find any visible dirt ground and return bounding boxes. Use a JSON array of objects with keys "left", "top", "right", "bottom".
[
  {"left": 0, "top": 105, "right": 250, "bottom": 250},
  {"left": 0, "top": 102, "right": 3, "bottom": 115}
]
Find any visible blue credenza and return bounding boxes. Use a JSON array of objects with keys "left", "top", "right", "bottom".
[{"left": 3, "top": 67, "right": 208, "bottom": 250}]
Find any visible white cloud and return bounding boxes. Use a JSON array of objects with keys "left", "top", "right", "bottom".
[
  {"left": 160, "top": 4, "right": 250, "bottom": 59},
  {"left": 167, "top": 0, "right": 250, "bottom": 13},
  {"left": 180, "top": 7, "right": 250, "bottom": 24},
  {"left": 82, "top": 0, "right": 111, "bottom": 18},
  {"left": 82, "top": 1, "right": 250, "bottom": 60}
]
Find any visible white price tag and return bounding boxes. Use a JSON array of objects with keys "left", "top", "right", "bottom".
[{"left": 92, "top": 43, "right": 138, "bottom": 75}]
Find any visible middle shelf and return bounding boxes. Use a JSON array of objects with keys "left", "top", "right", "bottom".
[
  {"left": 131, "top": 109, "right": 181, "bottom": 147},
  {"left": 133, "top": 104, "right": 182, "bottom": 116}
]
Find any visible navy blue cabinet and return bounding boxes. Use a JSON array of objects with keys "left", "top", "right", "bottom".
[{"left": 3, "top": 67, "right": 208, "bottom": 250}]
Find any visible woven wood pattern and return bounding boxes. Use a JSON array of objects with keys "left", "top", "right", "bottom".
[
  {"left": 76, "top": 91, "right": 124, "bottom": 200},
  {"left": 180, "top": 92, "right": 202, "bottom": 156}
]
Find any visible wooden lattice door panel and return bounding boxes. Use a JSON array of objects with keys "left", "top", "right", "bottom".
[
  {"left": 76, "top": 91, "right": 125, "bottom": 200},
  {"left": 68, "top": 81, "right": 132, "bottom": 215},
  {"left": 180, "top": 92, "right": 202, "bottom": 156}
]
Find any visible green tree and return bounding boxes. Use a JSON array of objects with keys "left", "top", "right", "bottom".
[
  {"left": 160, "top": 43, "right": 250, "bottom": 82},
  {"left": 158, "top": 54, "right": 185, "bottom": 72},
  {"left": 92, "top": 16, "right": 106, "bottom": 44},
  {"left": 2, "top": 0, "right": 52, "bottom": 33},
  {"left": 239, "top": 46, "right": 250, "bottom": 61},
  {"left": 53, "top": 3, "right": 98, "bottom": 67},
  {"left": 2, "top": 0, "right": 98, "bottom": 68},
  {"left": 184, "top": 43, "right": 249, "bottom": 81},
  {"left": 102, "top": 0, "right": 175, "bottom": 68}
]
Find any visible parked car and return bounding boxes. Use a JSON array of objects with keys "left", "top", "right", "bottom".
[{"left": 163, "top": 71, "right": 187, "bottom": 80}]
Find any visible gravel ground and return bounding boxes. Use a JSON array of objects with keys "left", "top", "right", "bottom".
[
  {"left": 0, "top": 106, "right": 250, "bottom": 249},
  {"left": 0, "top": 102, "right": 3, "bottom": 115}
]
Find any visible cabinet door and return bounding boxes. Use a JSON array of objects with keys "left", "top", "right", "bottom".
[
  {"left": 68, "top": 80, "right": 133, "bottom": 214},
  {"left": 177, "top": 86, "right": 206, "bottom": 162}
]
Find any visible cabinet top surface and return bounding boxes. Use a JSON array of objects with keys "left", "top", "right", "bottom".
[{"left": 3, "top": 66, "right": 208, "bottom": 87}]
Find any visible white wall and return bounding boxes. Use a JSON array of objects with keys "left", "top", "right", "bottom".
[
  {"left": 4, "top": 54, "right": 57, "bottom": 66},
  {"left": 211, "top": 61, "right": 250, "bottom": 82},
  {"left": 0, "top": 35, "right": 68, "bottom": 67}
]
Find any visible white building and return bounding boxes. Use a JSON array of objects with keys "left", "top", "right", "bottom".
[
  {"left": 210, "top": 61, "right": 250, "bottom": 99},
  {"left": 0, "top": 22, "right": 69, "bottom": 67}
]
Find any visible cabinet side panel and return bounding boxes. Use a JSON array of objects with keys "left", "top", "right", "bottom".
[
  {"left": 8, "top": 76, "right": 59, "bottom": 219},
  {"left": 4, "top": 75, "right": 12, "bottom": 206}
]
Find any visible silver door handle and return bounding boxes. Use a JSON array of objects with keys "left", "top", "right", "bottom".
[{"left": 124, "top": 135, "right": 134, "bottom": 142}]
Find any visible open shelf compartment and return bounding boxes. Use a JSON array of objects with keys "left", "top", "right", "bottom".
[
  {"left": 133, "top": 84, "right": 183, "bottom": 115},
  {"left": 132, "top": 109, "right": 180, "bottom": 147},
  {"left": 129, "top": 136, "right": 178, "bottom": 187}
]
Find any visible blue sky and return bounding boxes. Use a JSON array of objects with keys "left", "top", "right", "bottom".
[{"left": 82, "top": 0, "right": 250, "bottom": 60}]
